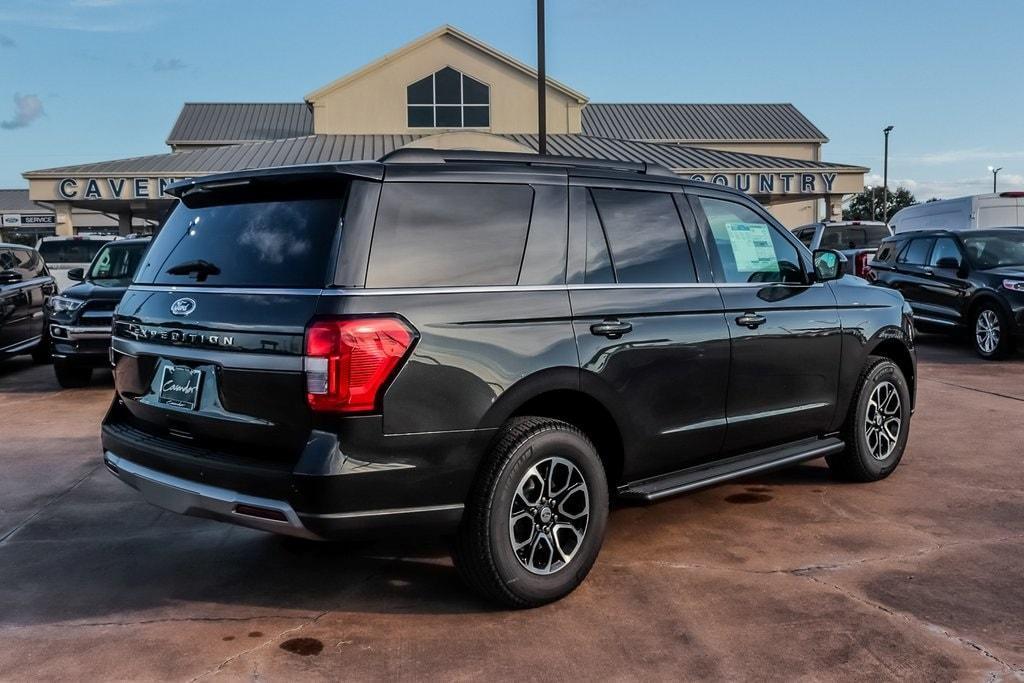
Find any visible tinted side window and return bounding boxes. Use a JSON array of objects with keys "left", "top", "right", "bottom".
[
  {"left": 590, "top": 189, "right": 695, "bottom": 284},
  {"left": 0, "top": 249, "right": 15, "bottom": 274},
  {"left": 366, "top": 183, "right": 533, "bottom": 288},
  {"left": 928, "top": 238, "right": 962, "bottom": 267},
  {"left": 898, "top": 238, "right": 934, "bottom": 265},
  {"left": 697, "top": 197, "right": 804, "bottom": 284}
]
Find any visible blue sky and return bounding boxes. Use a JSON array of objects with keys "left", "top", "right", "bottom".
[{"left": 0, "top": 0, "right": 1021, "bottom": 197}]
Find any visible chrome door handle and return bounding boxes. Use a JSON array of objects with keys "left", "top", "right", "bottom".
[
  {"left": 735, "top": 313, "right": 767, "bottom": 329},
  {"left": 590, "top": 320, "right": 633, "bottom": 339}
]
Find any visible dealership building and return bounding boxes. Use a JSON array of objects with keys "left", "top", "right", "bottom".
[{"left": 23, "top": 25, "right": 867, "bottom": 235}]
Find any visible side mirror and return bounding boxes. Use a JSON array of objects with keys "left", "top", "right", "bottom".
[
  {"left": 935, "top": 256, "right": 961, "bottom": 270},
  {"left": 67, "top": 267, "right": 85, "bottom": 282},
  {"left": 0, "top": 270, "right": 23, "bottom": 285},
  {"left": 813, "top": 249, "right": 846, "bottom": 282}
]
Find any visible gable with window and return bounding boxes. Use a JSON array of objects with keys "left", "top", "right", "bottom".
[{"left": 407, "top": 67, "right": 490, "bottom": 128}]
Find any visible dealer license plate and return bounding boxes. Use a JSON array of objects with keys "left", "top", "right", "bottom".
[{"left": 158, "top": 365, "right": 203, "bottom": 410}]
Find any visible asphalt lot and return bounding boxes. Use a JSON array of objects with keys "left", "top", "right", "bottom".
[{"left": 1, "top": 336, "right": 1022, "bottom": 681}]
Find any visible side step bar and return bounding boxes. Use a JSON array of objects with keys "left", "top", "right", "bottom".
[{"left": 618, "top": 436, "right": 845, "bottom": 502}]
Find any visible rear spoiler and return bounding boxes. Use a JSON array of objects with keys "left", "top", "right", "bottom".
[{"left": 163, "top": 162, "right": 385, "bottom": 199}]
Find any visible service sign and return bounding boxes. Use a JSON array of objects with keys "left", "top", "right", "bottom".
[{"left": 1, "top": 213, "right": 53, "bottom": 227}]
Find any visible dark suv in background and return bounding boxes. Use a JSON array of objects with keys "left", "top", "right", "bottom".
[
  {"left": 0, "top": 242, "right": 56, "bottom": 363},
  {"left": 102, "top": 150, "right": 916, "bottom": 606},
  {"left": 47, "top": 237, "right": 150, "bottom": 386},
  {"left": 869, "top": 228, "right": 1024, "bottom": 359}
]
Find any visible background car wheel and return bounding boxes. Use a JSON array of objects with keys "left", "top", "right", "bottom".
[
  {"left": 827, "top": 356, "right": 911, "bottom": 482},
  {"left": 452, "top": 417, "right": 608, "bottom": 608},
  {"left": 54, "top": 361, "right": 92, "bottom": 388},
  {"left": 972, "top": 302, "right": 1014, "bottom": 360},
  {"left": 30, "top": 333, "right": 51, "bottom": 364}
]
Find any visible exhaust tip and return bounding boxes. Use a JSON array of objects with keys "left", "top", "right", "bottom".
[{"left": 233, "top": 503, "right": 289, "bottom": 523}]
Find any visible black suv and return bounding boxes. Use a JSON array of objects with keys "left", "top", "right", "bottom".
[
  {"left": 102, "top": 151, "right": 917, "bottom": 607},
  {"left": 869, "top": 228, "right": 1024, "bottom": 359},
  {"left": 0, "top": 242, "right": 56, "bottom": 363},
  {"left": 47, "top": 237, "right": 150, "bottom": 386}
]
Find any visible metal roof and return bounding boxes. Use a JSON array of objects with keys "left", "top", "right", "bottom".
[
  {"left": 24, "top": 133, "right": 864, "bottom": 179},
  {"left": 166, "top": 103, "right": 313, "bottom": 146},
  {"left": 582, "top": 103, "right": 828, "bottom": 143},
  {"left": 0, "top": 189, "right": 45, "bottom": 212},
  {"left": 164, "top": 102, "right": 828, "bottom": 147}
]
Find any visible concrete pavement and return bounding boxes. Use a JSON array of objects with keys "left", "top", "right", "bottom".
[{"left": 0, "top": 337, "right": 1022, "bottom": 681}]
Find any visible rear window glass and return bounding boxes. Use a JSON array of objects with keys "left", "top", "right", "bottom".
[
  {"left": 135, "top": 183, "right": 346, "bottom": 288},
  {"left": 819, "top": 225, "right": 890, "bottom": 249},
  {"left": 366, "top": 182, "right": 533, "bottom": 288},
  {"left": 874, "top": 240, "right": 900, "bottom": 263},
  {"left": 590, "top": 189, "right": 695, "bottom": 284},
  {"left": 38, "top": 240, "right": 107, "bottom": 264}
]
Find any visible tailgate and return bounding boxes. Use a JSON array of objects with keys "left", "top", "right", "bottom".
[{"left": 111, "top": 287, "right": 321, "bottom": 462}]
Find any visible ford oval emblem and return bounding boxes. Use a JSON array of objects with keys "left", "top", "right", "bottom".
[{"left": 170, "top": 297, "right": 196, "bottom": 317}]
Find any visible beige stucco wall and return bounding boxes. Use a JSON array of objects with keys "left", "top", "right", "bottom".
[
  {"left": 767, "top": 200, "right": 818, "bottom": 228},
  {"left": 308, "top": 33, "right": 583, "bottom": 135}
]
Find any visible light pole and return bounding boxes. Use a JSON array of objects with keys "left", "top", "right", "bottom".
[
  {"left": 989, "top": 166, "right": 1002, "bottom": 193},
  {"left": 536, "top": 0, "right": 547, "bottom": 156},
  {"left": 882, "top": 125, "right": 894, "bottom": 222}
]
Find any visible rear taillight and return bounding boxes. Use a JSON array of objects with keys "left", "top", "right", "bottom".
[
  {"left": 856, "top": 251, "right": 872, "bottom": 278},
  {"left": 304, "top": 317, "right": 415, "bottom": 414}
]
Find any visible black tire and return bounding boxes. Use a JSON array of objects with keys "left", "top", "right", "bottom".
[
  {"left": 452, "top": 417, "right": 608, "bottom": 608},
  {"left": 54, "top": 361, "right": 92, "bottom": 388},
  {"left": 971, "top": 302, "right": 1014, "bottom": 360},
  {"left": 827, "top": 356, "right": 911, "bottom": 482},
  {"left": 30, "top": 329, "right": 51, "bottom": 364}
]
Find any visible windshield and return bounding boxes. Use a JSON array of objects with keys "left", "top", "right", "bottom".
[
  {"left": 819, "top": 225, "right": 890, "bottom": 250},
  {"left": 87, "top": 242, "right": 148, "bottom": 285},
  {"left": 38, "top": 239, "right": 107, "bottom": 265},
  {"left": 135, "top": 181, "right": 348, "bottom": 288},
  {"left": 962, "top": 230, "right": 1024, "bottom": 269}
]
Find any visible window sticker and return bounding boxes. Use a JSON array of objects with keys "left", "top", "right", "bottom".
[{"left": 725, "top": 222, "right": 778, "bottom": 273}]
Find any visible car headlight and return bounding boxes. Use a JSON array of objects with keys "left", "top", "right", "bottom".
[
  {"left": 47, "top": 295, "right": 84, "bottom": 314},
  {"left": 1002, "top": 279, "right": 1024, "bottom": 293}
]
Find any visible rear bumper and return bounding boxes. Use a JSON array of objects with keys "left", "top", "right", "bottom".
[
  {"left": 104, "top": 451, "right": 464, "bottom": 539},
  {"left": 101, "top": 400, "right": 483, "bottom": 539}
]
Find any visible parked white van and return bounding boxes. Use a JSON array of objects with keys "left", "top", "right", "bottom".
[{"left": 890, "top": 192, "right": 1024, "bottom": 234}]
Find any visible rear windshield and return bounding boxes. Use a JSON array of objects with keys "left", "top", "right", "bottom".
[
  {"left": 135, "top": 182, "right": 347, "bottom": 288},
  {"left": 87, "top": 242, "right": 149, "bottom": 285},
  {"left": 962, "top": 229, "right": 1024, "bottom": 268},
  {"left": 38, "top": 239, "right": 107, "bottom": 265},
  {"left": 818, "top": 225, "right": 890, "bottom": 249}
]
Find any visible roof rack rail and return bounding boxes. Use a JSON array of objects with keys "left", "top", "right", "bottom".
[{"left": 379, "top": 148, "right": 677, "bottom": 178}]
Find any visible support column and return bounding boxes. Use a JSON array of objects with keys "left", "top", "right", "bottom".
[
  {"left": 117, "top": 210, "right": 132, "bottom": 236},
  {"left": 53, "top": 202, "right": 74, "bottom": 236},
  {"left": 825, "top": 195, "right": 843, "bottom": 221}
]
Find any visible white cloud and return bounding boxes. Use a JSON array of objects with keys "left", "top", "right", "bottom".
[
  {"left": 0, "top": 0, "right": 164, "bottom": 32},
  {"left": 913, "top": 149, "right": 1024, "bottom": 165},
  {"left": 1, "top": 94, "right": 44, "bottom": 130},
  {"left": 152, "top": 57, "right": 187, "bottom": 72},
  {"left": 865, "top": 172, "right": 1024, "bottom": 200}
]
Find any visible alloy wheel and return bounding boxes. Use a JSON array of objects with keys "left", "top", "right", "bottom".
[
  {"left": 975, "top": 309, "right": 1000, "bottom": 355},
  {"left": 864, "top": 380, "right": 902, "bottom": 461},
  {"left": 508, "top": 457, "right": 590, "bottom": 575}
]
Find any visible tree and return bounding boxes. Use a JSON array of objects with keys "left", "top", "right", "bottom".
[{"left": 843, "top": 186, "right": 917, "bottom": 222}]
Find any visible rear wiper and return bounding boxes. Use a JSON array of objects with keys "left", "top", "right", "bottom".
[{"left": 165, "top": 259, "right": 221, "bottom": 282}]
